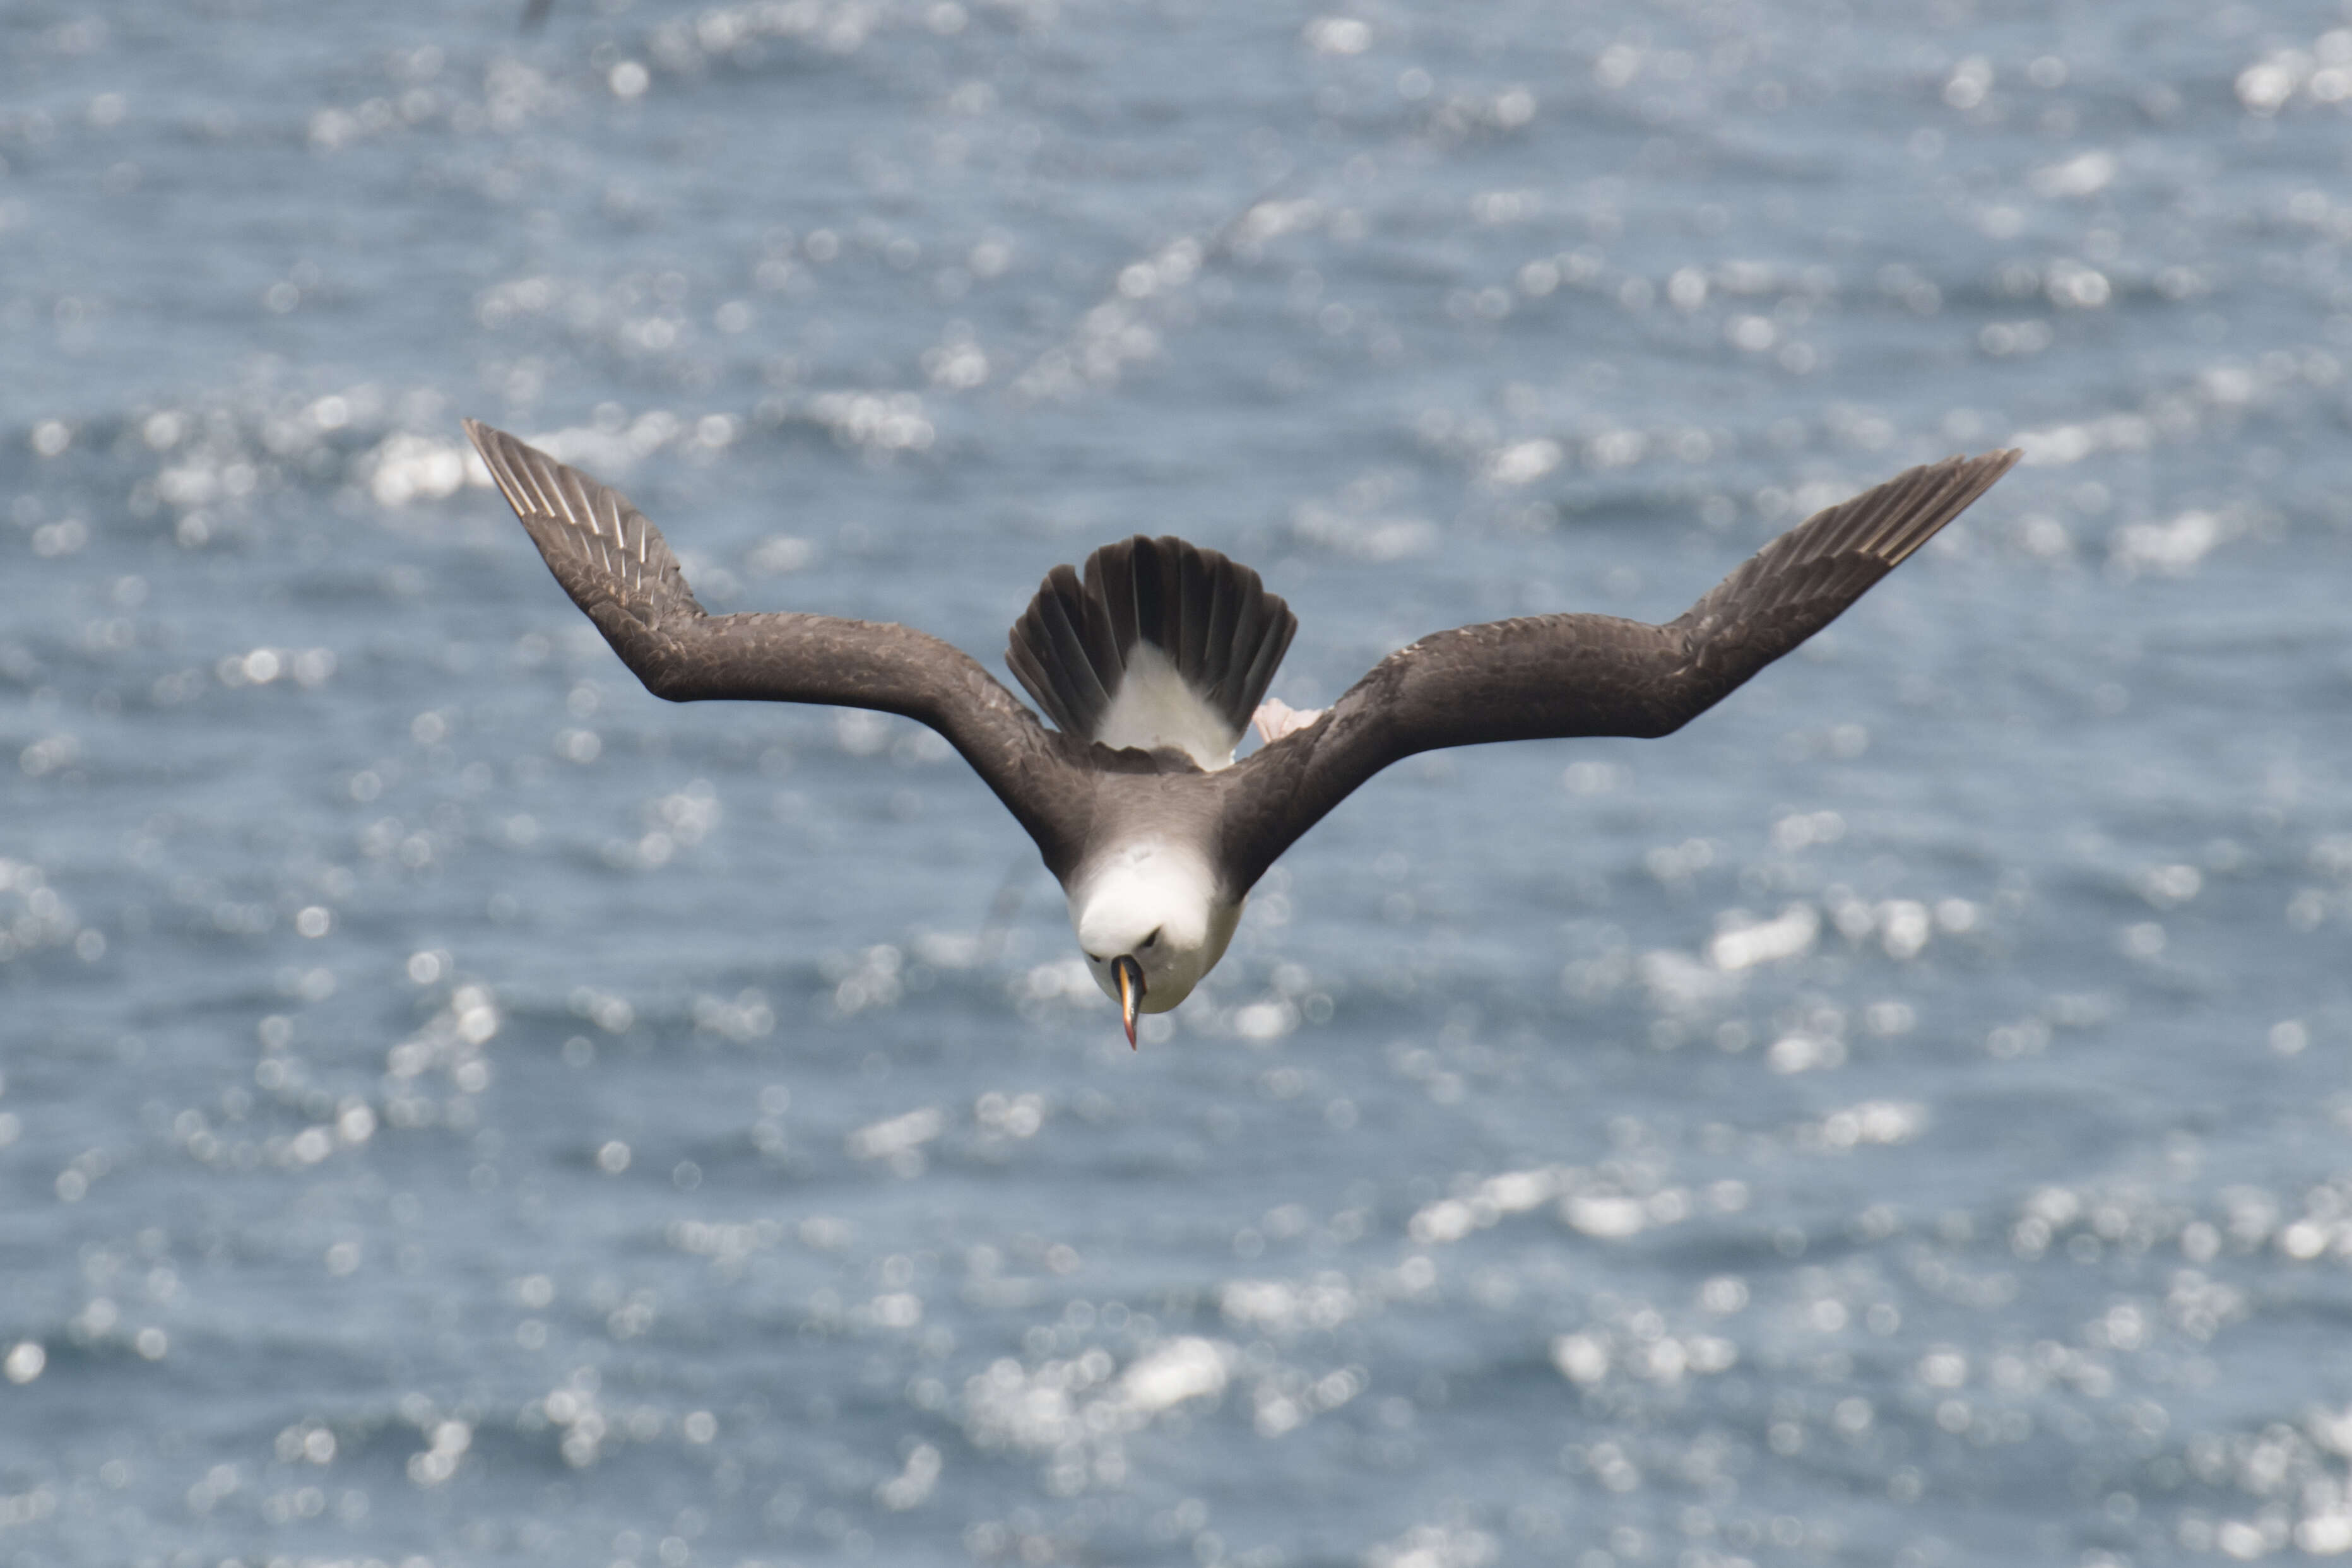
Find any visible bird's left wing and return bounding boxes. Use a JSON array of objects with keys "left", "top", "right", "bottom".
[
  {"left": 465, "top": 420, "right": 1092, "bottom": 877},
  {"left": 1210, "top": 450, "right": 2020, "bottom": 893}
]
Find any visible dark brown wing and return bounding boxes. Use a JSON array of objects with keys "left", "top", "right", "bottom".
[
  {"left": 464, "top": 420, "right": 1092, "bottom": 878},
  {"left": 1211, "top": 451, "right": 2021, "bottom": 893}
]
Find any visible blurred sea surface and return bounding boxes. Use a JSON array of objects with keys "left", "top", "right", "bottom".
[{"left": 4, "top": 1, "right": 2352, "bottom": 1564}]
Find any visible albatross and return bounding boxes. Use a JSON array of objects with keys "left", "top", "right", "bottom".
[{"left": 464, "top": 420, "right": 2018, "bottom": 1046}]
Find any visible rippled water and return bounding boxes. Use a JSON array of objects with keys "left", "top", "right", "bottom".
[{"left": 5, "top": 3, "right": 2352, "bottom": 1564}]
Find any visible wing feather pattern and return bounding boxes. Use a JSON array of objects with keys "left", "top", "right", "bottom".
[
  {"left": 464, "top": 420, "right": 1090, "bottom": 876},
  {"left": 1212, "top": 451, "right": 2021, "bottom": 893}
]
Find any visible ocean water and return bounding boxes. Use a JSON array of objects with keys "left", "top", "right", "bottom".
[{"left": 4, "top": 1, "right": 2352, "bottom": 1564}]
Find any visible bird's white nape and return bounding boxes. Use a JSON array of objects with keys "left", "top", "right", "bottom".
[
  {"left": 1069, "top": 841, "right": 1239, "bottom": 1013},
  {"left": 1094, "top": 642, "right": 1239, "bottom": 770}
]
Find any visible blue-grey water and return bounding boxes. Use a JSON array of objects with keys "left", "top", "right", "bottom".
[{"left": 4, "top": 3, "right": 2351, "bottom": 1564}]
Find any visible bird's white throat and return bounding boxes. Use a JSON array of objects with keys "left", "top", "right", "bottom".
[{"left": 1070, "top": 840, "right": 1240, "bottom": 1014}]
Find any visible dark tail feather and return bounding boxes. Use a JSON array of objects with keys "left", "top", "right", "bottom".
[{"left": 1007, "top": 536, "right": 1296, "bottom": 745}]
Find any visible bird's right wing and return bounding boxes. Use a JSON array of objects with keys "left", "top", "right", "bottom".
[
  {"left": 465, "top": 420, "right": 1093, "bottom": 878},
  {"left": 1211, "top": 451, "right": 2020, "bottom": 893}
]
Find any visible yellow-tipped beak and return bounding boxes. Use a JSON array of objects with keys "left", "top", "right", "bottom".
[{"left": 1113, "top": 955, "right": 1145, "bottom": 1049}]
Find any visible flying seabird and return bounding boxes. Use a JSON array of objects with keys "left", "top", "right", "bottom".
[{"left": 463, "top": 420, "right": 2018, "bottom": 1046}]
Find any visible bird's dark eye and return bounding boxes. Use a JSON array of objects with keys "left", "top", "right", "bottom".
[{"left": 1142, "top": 928, "right": 1161, "bottom": 950}]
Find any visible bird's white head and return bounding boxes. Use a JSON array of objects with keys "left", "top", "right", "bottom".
[{"left": 1069, "top": 841, "right": 1240, "bottom": 1046}]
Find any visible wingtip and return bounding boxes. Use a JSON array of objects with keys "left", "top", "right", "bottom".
[
  {"left": 1968, "top": 446, "right": 2026, "bottom": 497},
  {"left": 1957, "top": 447, "right": 2024, "bottom": 483},
  {"left": 460, "top": 419, "right": 531, "bottom": 512},
  {"left": 1930, "top": 447, "right": 2021, "bottom": 479}
]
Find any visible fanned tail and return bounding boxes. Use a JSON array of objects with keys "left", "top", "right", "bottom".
[{"left": 1006, "top": 536, "right": 1296, "bottom": 767}]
